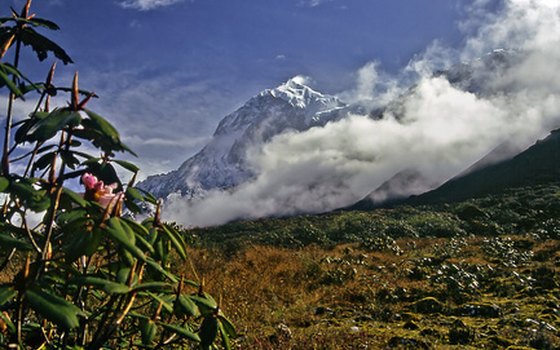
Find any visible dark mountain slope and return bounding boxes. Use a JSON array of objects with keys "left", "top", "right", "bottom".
[{"left": 407, "top": 129, "right": 560, "bottom": 205}]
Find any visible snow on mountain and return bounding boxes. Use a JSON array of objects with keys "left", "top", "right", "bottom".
[
  {"left": 139, "top": 76, "right": 348, "bottom": 199},
  {"left": 140, "top": 50, "right": 522, "bottom": 206}
]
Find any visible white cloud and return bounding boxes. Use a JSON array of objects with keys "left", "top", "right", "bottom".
[
  {"left": 298, "top": 0, "right": 335, "bottom": 8},
  {"left": 163, "top": 0, "right": 560, "bottom": 227},
  {"left": 118, "top": 0, "right": 185, "bottom": 11}
]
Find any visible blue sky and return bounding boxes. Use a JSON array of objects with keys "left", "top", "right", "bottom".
[{"left": 7, "top": 0, "right": 473, "bottom": 177}]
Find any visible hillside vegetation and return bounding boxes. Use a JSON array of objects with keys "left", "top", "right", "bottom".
[{"left": 187, "top": 183, "right": 560, "bottom": 349}]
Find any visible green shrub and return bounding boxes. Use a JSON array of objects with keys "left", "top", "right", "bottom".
[{"left": 0, "top": 2, "right": 233, "bottom": 348}]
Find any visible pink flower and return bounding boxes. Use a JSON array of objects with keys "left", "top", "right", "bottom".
[
  {"left": 81, "top": 172, "right": 122, "bottom": 209},
  {"left": 82, "top": 173, "right": 98, "bottom": 190}
]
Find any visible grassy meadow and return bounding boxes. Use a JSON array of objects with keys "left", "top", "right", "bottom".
[{"left": 184, "top": 183, "right": 560, "bottom": 349}]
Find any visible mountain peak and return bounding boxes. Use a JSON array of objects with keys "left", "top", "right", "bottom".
[
  {"left": 282, "top": 75, "right": 312, "bottom": 88},
  {"left": 262, "top": 75, "right": 344, "bottom": 112},
  {"left": 139, "top": 76, "right": 349, "bottom": 199}
]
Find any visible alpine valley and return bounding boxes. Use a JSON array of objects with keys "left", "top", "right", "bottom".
[{"left": 180, "top": 50, "right": 560, "bottom": 348}]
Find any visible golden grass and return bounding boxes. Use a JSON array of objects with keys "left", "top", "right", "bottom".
[{"left": 184, "top": 236, "right": 560, "bottom": 349}]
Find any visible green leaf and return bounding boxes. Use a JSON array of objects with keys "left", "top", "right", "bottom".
[
  {"left": 199, "top": 316, "right": 219, "bottom": 348},
  {"left": 190, "top": 294, "right": 218, "bottom": 314},
  {"left": 18, "top": 81, "right": 42, "bottom": 95},
  {"left": 116, "top": 267, "right": 132, "bottom": 285},
  {"left": 145, "top": 258, "right": 178, "bottom": 283},
  {"left": 113, "top": 159, "right": 139, "bottom": 173},
  {"left": 218, "top": 318, "right": 232, "bottom": 350},
  {"left": 175, "top": 295, "right": 200, "bottom": 318},
  {"left": 125, "top": 187, "right": 144, "bottom": 202},
  {"left": 161, "top": 225, "right": 187, "bottom": 261},
  {"left": 33, "top": 152, "right": 56, "bottom": 171},
  {"left": 72, "top": 276, "right": 130, "bottom": 294},
  {"left": 26, "top": 17, "right": 61, "bottom": 30},
  {"left": 130, "top": 282, "right": 174, "bottom": 293},
  {"left": 154, "top": 240, "right": 165, "bottom": 262},
  {"left": 83, "top": 109, "right": 120, "bottom": 141},
  {"left": 218, "top": 315, "right": 237, "bottom": 339},
  {"left": 159, "top": 322, "right": 200, "bottom": 343},
  {"left": 140, "top": 319, "right": 157, "bottom": 346},
  {"left": 14, "top": 119, "right": 34, "bottom": 144},
  {"left": 0, "top": 286, "right": 17, "bottom": 307},
  {"left": 137, "top": 188, "right": 158, "bottom": 204},
  {"left": 19, "top": 27, "right": 73, "bottom": 64},
  {"left": 61, "top": 187, "right": 87, "bottom": 207},
  {"left": 26, "top": 108, "right": 81, "bottom": 142},
  {"left": 0, "top": 232, "right": 32, "bottom": 251},
  {"left": 0, "top": 67, "right": 22, "bottom": 97},
  {"left": 60, "top": 150, "right": 80, "bottom": 169},
  {"left": 25, "top": 288, "right": 83, "bottom": 330},
  {"left": 123, "top": 218, "right": 155, "bottom": 256},
  {"left": 142, "top": 292, "right": 174, "bottom": 314},
  {"left": 119, "top": 247, "right": 136, "bottom": 267},
  {"left": 57, "top": 208, "right": 88, "bottom": 226},
  {"left": 0, "top": 176, "right": 9, "bottom": 192},
  {"left": 79, "top": 109, "right": 136, "bottom": 156},
  {"left": 10, "top": 180, "right": 50, "bottom": 212},
  {"left": 64, "top": 228, "right": 102, "bottom": 262},
  {"left": 84, "top": 109, "right": 119, "bottom": 139},
  {"left": 0, "top": 309, "right": 15, "bottom": 333},
  {"left": 104, "top": 218, "right": 146, "bottom": 262}
]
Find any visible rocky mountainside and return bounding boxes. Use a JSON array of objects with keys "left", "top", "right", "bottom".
[{"left": 139, "top": 77, "right": 349, "bottom": 199}]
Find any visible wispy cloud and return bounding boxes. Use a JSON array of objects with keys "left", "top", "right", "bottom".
[
  {"left": 298, "top": 0, "right": 335, "bottom": 8},
  {"left": 118, "top": 0, "right": 185, "bottom": 11},
  {"left": 164, "top": 0, "right": 560, "bottom": 227}
]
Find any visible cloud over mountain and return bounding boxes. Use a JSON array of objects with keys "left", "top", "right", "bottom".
[{"left": 162, "top": 0, "right": 560, "bottom": 227}]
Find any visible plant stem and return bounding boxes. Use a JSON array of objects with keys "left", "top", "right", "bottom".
[{"left": 1, "top": 36, "right": 22, "bottom": 176}]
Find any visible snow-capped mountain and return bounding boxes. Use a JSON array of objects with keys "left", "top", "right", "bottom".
[
  {"left": 140, "top": 50, "right": 522, "bottom": 205},
  {"left": 139, "top": 77, "right": 348, "bottom": 199}
]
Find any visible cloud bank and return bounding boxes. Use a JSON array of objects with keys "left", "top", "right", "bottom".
[
  {"left": 119, "top": 0, "right": 185, "bottom": 11},
  {"left": 164, "top": 0, "right": 560, "bottom": 227}
]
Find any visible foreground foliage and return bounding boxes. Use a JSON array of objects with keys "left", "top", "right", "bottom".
[{"left": 0, "top": 2, "right": 232, "bottom": 348}]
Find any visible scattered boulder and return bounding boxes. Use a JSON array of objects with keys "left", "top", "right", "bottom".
[
  {"left": 448, "top": 319, "right": 474, "bottom": 345},
  {"left": 276, "top": 323, "right": 292, "bottom": 339},
  {"left": 454, "top": 302, "right": 502, "bottom": 318},
  {"left": 314, "top": 306, "right": 334, "bottom": 316},
  {"left": 410, "top": 297, "right": 446, "bottom": 314}
]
